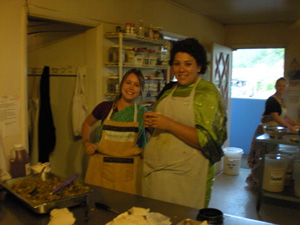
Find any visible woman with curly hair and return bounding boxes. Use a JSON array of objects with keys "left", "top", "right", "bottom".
[{"left": 142, "top": 38, "right": 227, "bottom": 208}]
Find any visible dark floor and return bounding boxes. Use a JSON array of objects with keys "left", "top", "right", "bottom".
[{"left": 209, "top": 154, "right": 300, "bottom": 225}]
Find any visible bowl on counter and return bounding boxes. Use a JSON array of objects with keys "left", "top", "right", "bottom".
[{"left": 263, "top": 125, "right": 288, "bottom": 139}]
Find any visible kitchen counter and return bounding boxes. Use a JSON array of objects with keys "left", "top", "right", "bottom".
[{"left": 0, "top": 184, "right": 276, "bottom": 225}]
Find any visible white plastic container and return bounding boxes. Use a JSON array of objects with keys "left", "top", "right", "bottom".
[
  {"left": 223, "top": 147, "right": 244, "bottom": 175},
  {"left": 262, "top": 153, "right": 289, "bottom": 192}
]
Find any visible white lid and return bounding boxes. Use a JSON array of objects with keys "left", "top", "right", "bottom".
[{"left": 223, "top": 147, "right": 243, "bottom": 155}]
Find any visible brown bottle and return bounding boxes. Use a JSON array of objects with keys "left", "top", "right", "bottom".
[{"left": 9, "top": 144, "right": 31, "bottom": 178}]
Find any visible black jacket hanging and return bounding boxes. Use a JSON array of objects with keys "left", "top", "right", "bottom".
[{"left": 38, "top": 66, "right": 56, "bottom": 162}]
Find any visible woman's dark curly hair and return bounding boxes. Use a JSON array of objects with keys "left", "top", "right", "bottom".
[{"left": 169, "top": 38, "right": 208, "bottom": 74}]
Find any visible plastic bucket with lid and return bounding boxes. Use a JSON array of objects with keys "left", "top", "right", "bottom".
[
  {"left": 262, "top": 153, "right": 289, "bottom": 192},
  {"left": 222, "top": 147, "right": 244, "bottom": 175}
]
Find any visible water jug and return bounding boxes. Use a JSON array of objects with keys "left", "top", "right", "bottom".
[{"left": 9, "top": 144, "right": 31, "bottom": 178}]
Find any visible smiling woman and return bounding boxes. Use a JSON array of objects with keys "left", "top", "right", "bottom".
[
  {"left": 81, "top": 68, "right": 147, "bottom": 194},
  {"left": 142, "top": 38, "right": 227, "bottom": 209}
]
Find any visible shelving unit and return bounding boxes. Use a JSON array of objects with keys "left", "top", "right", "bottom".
[
  {"left": 103, "top": 32, "right": 171, "bottom": 105},
  {"left": 256, "top": 133, "right": 300, "bottom": 211}
]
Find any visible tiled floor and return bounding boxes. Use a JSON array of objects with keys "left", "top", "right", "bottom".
[{"left": 209, "top": 156, "right": 300, "bottom": 225}]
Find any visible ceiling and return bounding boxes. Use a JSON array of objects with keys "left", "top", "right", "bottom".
[{"left": 169, "top": 0, "right": 300, "bottom": 25}]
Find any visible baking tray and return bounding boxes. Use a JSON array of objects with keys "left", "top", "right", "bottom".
[{"left": 0, "top": 172, "right": 92, "bottom": 214}]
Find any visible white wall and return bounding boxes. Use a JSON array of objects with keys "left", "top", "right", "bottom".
[
  {"left": 0, "top": 0, "right": 28, "bottom": 164},
  {"left": 1, "top": 0, "right": 225, "bottom": 178}
]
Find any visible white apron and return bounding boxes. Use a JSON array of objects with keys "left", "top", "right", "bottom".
[
  {"left": 28, "top": 75, "right": 40, "bottom": 165},
  {"left": 72, "top": 66, "right": 88, "bottom": 137},
  {"left": 143, "top": 79, "right": 209, "bottom": 209},
  {"left": 85, "top": 104, "right": 143, "bottom": 194}
]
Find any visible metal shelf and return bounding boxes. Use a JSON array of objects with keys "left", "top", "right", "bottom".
[
  {"left": 256, "top": 134, "right": 300, "bottom": 211},
  {"left": 104, "top": 62, "right": 168, "bottom": 70},
  {"left": 105, "top": 32, "right": 168, "bottom": 46},
  {"left": 262, "top": 185, "right": 300, "bottom": 203}
]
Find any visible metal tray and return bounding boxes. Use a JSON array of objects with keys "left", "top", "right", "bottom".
[
  {"left": 0, "top": 173, "right": 92, "bottom": 214},
  {"left": 177, "top": 219, "right": 204, "bottom": 225}
]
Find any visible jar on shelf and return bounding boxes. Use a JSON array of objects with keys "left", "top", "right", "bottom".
[
  {"left": 124, "top": 47, "right": 135, "bottom": 63},
  {"left": 157, "top": 51, "right": 168, "bottom": 65},
  {"left": 108, "top": 45, "right": 125, "bottom": 63},
  {"left": 116, "top": 26, "right": 122, "bottom": 33},
  {"left": 148, "top": 25, "right": 154, "bottom": 39},
  {"left": 134, "top": 48, "right": 145, "bottom": 66},
  {"left": 153, "top": 27, "right": 163, "bottom": 40},
  {"left": 137, "top": 20, "right": 145, "bottom": 37},
  {"left": 143, "top": 49, "right": 150, "bottom": 66},
  {"left": 107, "top": 75, "right": 119, "bottom": 93},
  {"left": 125, "top": 23, "right": 131, "bottom": 34},
  {"left": 131, "top": 23, "right": 136, "bottom": 35},
  {"left": 144, "top": 76, "right": 152, "bottom": 97},
  {"left": 148, "top": 50, "right": 158, "bottom": 66}
]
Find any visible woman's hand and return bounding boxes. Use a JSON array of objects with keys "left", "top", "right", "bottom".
[
  {"left": 84, "top": 142, "right": 97, "bottom": 155},
  {"left": 289, "top": 126, "right": 299, "bottom": 133},
  {"left": 143, "top": 111, "right": 173, "bottom": 131},
  {"left": 144, "top": 111, "right": 201, "bottom": 149}
]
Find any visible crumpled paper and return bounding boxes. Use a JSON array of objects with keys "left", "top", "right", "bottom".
[
  {"left": 47, "top": 208, "right": 76, "bottom": 225},
  {"left": 106, "top": 207, "right": 171, "bottom": 225},
  {"left": 31, "top": 162, "right": 51, "bottom": 174},
  {"left": 0, "top": 168, "right": 11, "bottom": 181}
]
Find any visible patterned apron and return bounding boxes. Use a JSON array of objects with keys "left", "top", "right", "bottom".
[
  {"left": 85, "top": 104, "right": 143, "bottom": 194},
  {"left": 143, "top": 78, "right": 209, "bottom": 208}
]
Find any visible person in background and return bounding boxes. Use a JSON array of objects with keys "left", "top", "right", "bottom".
[
  {"left": 82, "top": 69, "right": 146, "bottom": 194},
  {"left": 142, "top": 38, "right": 227, "bottom": 208},
  {"left": 247, "top": 77, "right": 300, "bottom": 189}
]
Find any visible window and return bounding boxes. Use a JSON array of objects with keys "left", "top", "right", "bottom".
[{"left": 231, "top": 48, "right": 285, "bottom": 99}]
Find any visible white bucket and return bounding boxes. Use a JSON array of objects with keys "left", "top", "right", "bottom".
[
  {"left": 223, "top": 147, "right": 244, "bottom": 175},
  {"left": 263, "top": 153, "right": 289, "bottom": 192},
  {"left": 293, "top": 159, "right": 300, "bottom": 197}
]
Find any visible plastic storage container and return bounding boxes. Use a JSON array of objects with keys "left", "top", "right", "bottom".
[
  {"left": 276, "top": 145, "right": 299, "bottom": 186},
  {"left": 107, "top": 75, "right": 119, "bottom": 94},
  {"left": 9, "top": 144, "right": 31, "bottom": 178},
  {"left": 262, "top": 153, "right": 289, "bottom": 192},
  {"left": 223, "top": 147, "right": 244, "bottom": 175},
  {"left": 108, "top": 46, "right": 125, "bottom": 63}
]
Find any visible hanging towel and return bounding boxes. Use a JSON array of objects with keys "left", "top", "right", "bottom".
[
  {"left": 72, "top": 66, "right": 88, "bottom": 137},
  {"left": 38, "top": 66, "right": 56, "bottom": 163},
  {"left": 28, "top": 74, "right": 40, "bottom": 165}
]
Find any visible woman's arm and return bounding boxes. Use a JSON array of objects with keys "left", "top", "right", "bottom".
[
  {"left": 271, "top": 112, "right": 298, "bottom": 132},
  {"left": 81, "top": 114, "right": 98, "bottom": 155},
  {"left": 285, "top": 115, "right": 300, "bottom": 126}
]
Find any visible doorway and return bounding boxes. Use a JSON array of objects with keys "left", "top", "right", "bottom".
[
  {"left": 27, "top": 17, "right": 92, "bottom": 178},
  {"left": 230, "top": 48, "right": 285, "bottom": 157}
]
